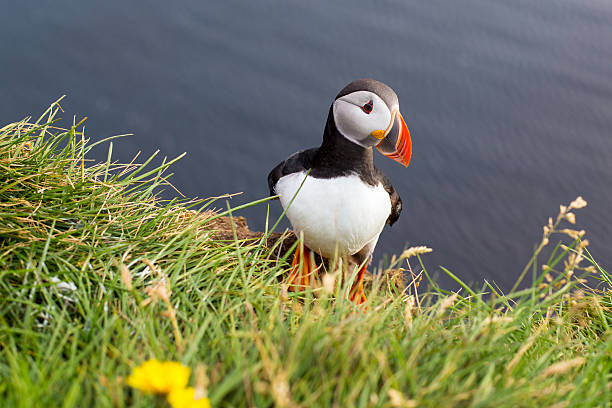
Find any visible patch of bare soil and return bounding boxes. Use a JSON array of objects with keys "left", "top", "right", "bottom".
[{"left": 193, "top": 210, "right": 297, "bottom": 256}]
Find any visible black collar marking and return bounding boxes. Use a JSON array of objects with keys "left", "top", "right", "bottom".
[{"left": 308, "top": 106, "right": 378, "bottom": 186}]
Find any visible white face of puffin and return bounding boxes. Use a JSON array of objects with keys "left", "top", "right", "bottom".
[{"left": 333, "top": 90, "right": 396, "bottom": 148}]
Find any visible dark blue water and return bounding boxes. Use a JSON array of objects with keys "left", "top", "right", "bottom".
[{"left": 2, "top": 1, "right": 612, "bottom": 290}]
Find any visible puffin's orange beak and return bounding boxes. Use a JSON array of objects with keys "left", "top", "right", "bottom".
[{"left": 375, "top": 111, "right": 412, "bottom": 167}]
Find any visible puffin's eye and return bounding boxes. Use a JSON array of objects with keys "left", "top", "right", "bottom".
[{"left": 361, "top": 100, "right": 373, "bottom": 114}]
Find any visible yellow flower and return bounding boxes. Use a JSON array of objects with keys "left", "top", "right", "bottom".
[
  {"left": 167, "top": 387, "right": 211, "bottom": 408},
  {"left": 126, "top": 359, "right": 190, "bottom": 394}
]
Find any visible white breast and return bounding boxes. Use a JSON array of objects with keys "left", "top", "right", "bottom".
[{"left": 274, "top": 171, "right": 391, "bottom": 259}]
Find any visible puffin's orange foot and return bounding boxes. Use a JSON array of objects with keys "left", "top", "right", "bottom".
[
  {"left": 349, "top": 289, "right": 367, "bottom": 305},
  {"left": 286, "top": 244, "right": 320, "bottom": 292},
  {"left": 349, "top": 263, "right": 368, "bottom": 306}
]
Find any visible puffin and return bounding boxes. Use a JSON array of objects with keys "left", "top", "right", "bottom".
[{"left": 268, "top": 79, "right": 412, "bottom": 304}]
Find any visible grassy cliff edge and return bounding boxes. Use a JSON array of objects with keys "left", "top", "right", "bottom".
[{"left": 0, "top": 102, "right": 610, "bottom": 407}]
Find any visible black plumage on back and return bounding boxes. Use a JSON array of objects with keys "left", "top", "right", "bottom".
[
  {"left": 374, "top": 167, "right": 402, "bottom": 226},
  {"left": 267, "top": 148, "right": 318, "bottom": 196}
]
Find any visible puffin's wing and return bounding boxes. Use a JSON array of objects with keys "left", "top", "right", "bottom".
[
  {"left": 267, "top": 148, "right": 318, "bottom": 197},
  {"left": 374, "top": 166, "right": 402, "bottom": 226}
]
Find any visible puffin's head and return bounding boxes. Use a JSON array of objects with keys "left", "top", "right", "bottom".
[{"left": 333, "top": 78, "right": 412, "bottom": 167}]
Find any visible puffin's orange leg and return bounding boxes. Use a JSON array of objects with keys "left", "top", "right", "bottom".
[
  {"left": 349, "top": 263, "right": 368, "bottom": 305},
  {"left": 286, "top": 244, "right": 320, "bottom": 292},
  {"left": 287, "top": 246, "right": 304, "bottom": 290}
]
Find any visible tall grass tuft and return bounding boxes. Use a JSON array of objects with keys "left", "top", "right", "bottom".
[{"left": 0, "top": 101, "right": 610, "bottom": 407}]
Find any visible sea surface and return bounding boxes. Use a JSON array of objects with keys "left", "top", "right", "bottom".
[{"left": 2, "top": 0, "right": 612, "bottom": 290}]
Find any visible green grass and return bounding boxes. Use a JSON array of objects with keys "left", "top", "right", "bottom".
[{"left": 0, "top": 101, "right": 610, "bottom": 407}]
